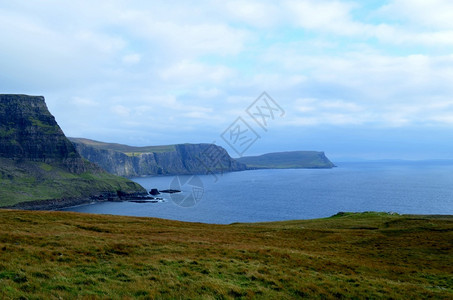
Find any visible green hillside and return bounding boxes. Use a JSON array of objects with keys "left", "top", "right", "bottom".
[
  {"left": 237, "top": 151, "right": 336, "bottom": 169},
  {"left": 0, "top": 211, "right": 451, "bottom": 299},
  {"left": 69, "top": 138, "right": 176, "bottom": 154},
  {"left": 0, "top": 158, "right": 143, "bottom": 207}
]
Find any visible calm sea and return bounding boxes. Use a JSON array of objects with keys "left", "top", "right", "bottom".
[{"left": 62, "top": 161, "right": 453, "bottom": 224}]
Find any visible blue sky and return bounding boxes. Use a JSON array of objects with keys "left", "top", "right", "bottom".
[{"left": 1, "top": 0, "right": 453, "bottom": 160}]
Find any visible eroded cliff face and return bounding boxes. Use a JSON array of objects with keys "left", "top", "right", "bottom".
[
  {"left": 0, "top": 94, "right": 146, "bottom": 207},
  {"left": 71, "top": 139, "right": 247, "bottom": 177},
  {"left": 0, "top": 95, "right": 86, "bottom": 173}
]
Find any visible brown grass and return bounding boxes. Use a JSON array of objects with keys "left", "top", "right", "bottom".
[{"left": 0, "top": 210, "right": 451, "bottom": 299}]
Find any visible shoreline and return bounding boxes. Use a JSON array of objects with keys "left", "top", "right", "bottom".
[
  {"left": 3, "top": 197, "right": 101, "bottom": 211},
  {"left": 1, "top": 191, "right": 149, "bottom": 211},
  {"left": 2, "top": 202, "right": 452, "bottom": 224}
]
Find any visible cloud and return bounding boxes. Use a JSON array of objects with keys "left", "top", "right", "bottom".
[
  {"left": 111, "top": 105, "right": 131, "bottom": 118},
  {"left": 380, "top": 0, "right": 453, "bottom": 30},
  {"left": 122, "top": 54, "right": 142, "bottom": 65},
  {"left": 72, "top": 97, "right": 99, "bottom": 107},
  {"left": 1, "top": 0, "right": 453, "bottom": 158},
  {"left": 223, "top": 1, "right": 281, "bottom": 28},
  {"left": 117, "top": 7, "right": 251, "bottom": 58},
  {"left": 285, "top": 0, "right": 364, "bottom": 35},
  {"left": 160, "top": 60, "right": 234, "bottom": 84}
]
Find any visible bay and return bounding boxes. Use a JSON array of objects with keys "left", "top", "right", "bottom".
[{"left": 62, "top": 161, "right": 453, "bottom": 224}]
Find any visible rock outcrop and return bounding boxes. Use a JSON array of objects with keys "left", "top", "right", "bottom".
[
  {"left": 70, "top": 138, "right": 247, "bottom": 177},
  {"left": 0, "top": 94, "right": 146, "bottom": 207}
]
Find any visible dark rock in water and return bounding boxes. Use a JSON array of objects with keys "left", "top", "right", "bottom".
[
  {"left": 130, "top": 200, "right": 159, "bottom": 203},
  {"left": 150, "top": 188, "right": 160, "bottom": 195},
  {"left": 160, "top": 189, "right": 181, "bottom": 194}
]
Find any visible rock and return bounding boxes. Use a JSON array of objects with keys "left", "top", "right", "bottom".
[
  {"left": 159, "top": 189, "right": 181, "bottom": 194},
  {"left": 150, "top": 188, "right": 160, "bottom": 195}
]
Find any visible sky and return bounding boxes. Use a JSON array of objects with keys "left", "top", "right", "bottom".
[{"left": 1, "top": 0, "right": 453, "bottom": 161}]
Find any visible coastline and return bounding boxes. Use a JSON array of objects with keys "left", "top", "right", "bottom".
[
  {"left": 1, "top": 191, "right": 148, "bottom": 211},
  {"left": 3, "top": 197, "right": 452, "bottom": 222},
  {"left": 3, "top": 197, "right": 96, "bottom": 211}
]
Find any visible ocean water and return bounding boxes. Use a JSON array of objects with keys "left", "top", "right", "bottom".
[{"left": 62, "top": 161, "right": 453, "bottom": 224}]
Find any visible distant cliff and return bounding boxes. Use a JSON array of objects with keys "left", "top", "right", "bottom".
[
  {"left": 236, "top": 151, "right": 336, "bottom": 169},
  {"left": 70, "top": 138, "right": 247, "bottom": 177},
  {"left": 0, "top": 94, "right": 146, "bottom": 208}
]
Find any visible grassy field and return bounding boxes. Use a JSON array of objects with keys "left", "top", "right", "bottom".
[{"left": 0, "top": 211, "right": 451, "bottom": 299}]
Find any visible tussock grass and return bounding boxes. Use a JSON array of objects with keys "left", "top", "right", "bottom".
[{"left": 0, "top": 211, "right": 451, "bottom": 299}]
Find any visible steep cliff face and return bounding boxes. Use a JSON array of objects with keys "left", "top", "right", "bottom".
[
  {"left": 0, "top": 94, "right": 146, "bottom": 207},
  {"left": 0, "top": 95, "right": 86, "bottom": 173},
  {"left": 71, "top": 138, "right": 247, "bottom": 177}
]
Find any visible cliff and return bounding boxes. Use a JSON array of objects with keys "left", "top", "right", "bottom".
[
  {"left": 0, "top": 94, "right": 146, "bottom": 208},
  {"left": 236, "top": 151, "right": 336, "bottom": 169},
  {"left": 0, "top": 95, "right": 86, "bottom": 173},
  {"left": 70, "top": 138, "right": 247, "bottom": 177}
]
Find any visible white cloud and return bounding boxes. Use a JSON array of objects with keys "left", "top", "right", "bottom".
[
  {"left": 381, "top": 0, "right": 453, "bottom": 30},
  {"left": 285, "top": 0, "right": 364, "bottom": 35},
  {"left": 160, "top": 60, "right": 234, "bottom": 83},
  {"left": 319, "top": 100, "right": 362, "bottom": 112},
  {"left": 429, "top": 114, "right": 453, "bottom": 124},
  {"left": 122, "top": 53, "right": 142, "bottom": 65},
  {"left": 373, "top": 25, "right": 453, "bottom": 46},
  {"left": 1, "top": 0, "right": 453, "bottom": 155},
  {"left": 72, "top": 97, "right": 99, "bottom": 107},
  {"left": 111, "top": 105, "right": 131, "bottom": 118},
  {"left": 117, "top": 9, "right": 251, "bottom": 58},
  {"left": 75, "top": 31, "right": 125, "bottom": 54},
  {"left": 223, "top": 1, "right": 281, "bottom": 28},
  {"left": 196, "top": 88, "right": 222, "bottom": 99}
]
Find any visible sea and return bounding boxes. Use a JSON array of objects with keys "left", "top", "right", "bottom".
[{"left": 61, "top": 161, "right": 453, "bottom": 224}]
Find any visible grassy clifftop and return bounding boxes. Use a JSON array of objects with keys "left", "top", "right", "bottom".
[
  {"left": 69, "top": 137, "right": 176, "bottom": 154},
  {"left": 237, "top": 151, "right": 336, "bottom": 169},
  {"left": 0, "top": 211, "right": 451, "bottom": 298}
]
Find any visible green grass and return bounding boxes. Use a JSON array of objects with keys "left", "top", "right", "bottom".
[
  {"left": 28, "top": 117, "right": 59, "bottom": 134},
  {"left": 0, "top": 128, "right": 16, "bottom": 138},
  {"left": 0, "top": 211, "right": 451, "bottom": 299},
  {"left": 0, "top": 158, "right": 145, "bottom": 207},
  {"left": 69, "top": 137, "right": 176, "bottom": 154}
]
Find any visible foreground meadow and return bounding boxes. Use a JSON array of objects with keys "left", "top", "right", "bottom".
[{"left": 0, "top": 210, "right": 451, "bottom": 299}]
